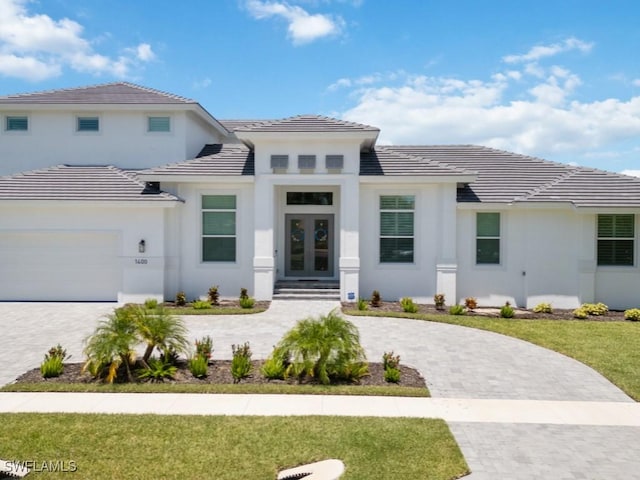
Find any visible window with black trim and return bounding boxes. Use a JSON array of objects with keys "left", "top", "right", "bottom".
[
  {"left": 476, "top": 212, "right": 500, "bottom": 264},
  {"left": 380, "top": 195, "right": 414, "bottom": 263},
  {"left": 202, "top": 195, "right": 236, "bottom": 262},
  {"left": 597, "top": 214, "right": 635, "bottom": 266}
]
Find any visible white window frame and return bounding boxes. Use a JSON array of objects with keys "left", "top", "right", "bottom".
[
  {"left": 201, "top": 194, "right": 237, "bottom": 263},
  {"left": 379, "top": 194, "right": 415, "bottom": 264},
  {"left": 147, "top": 115, "right": 171, "bottom": 133}
]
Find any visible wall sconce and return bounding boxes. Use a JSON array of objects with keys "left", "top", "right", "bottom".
[{"left": 138, "top": 239, "right": 146, "bottom": 253}]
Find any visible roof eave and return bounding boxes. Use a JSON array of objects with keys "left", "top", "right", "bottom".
[{"left": 136, "top": 173, "right": 254, "bottom": 183}]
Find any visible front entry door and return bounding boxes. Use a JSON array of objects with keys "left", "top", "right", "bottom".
[{"left": 285, "top": 214, "right": 334, "bottom": 277}]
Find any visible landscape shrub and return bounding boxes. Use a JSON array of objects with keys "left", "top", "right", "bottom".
[
  {"left": 384, "top": 367, "right": 401, "bottom": 384},
  {"left": 357, "top": 297, "right": 368, "bottom": 311},
  {"left": 137, "top": 358, "right": 177, "bottom": 382},
  {"left": 175, "top": 291, "right": 187, "bottom": 307},
  {"left": 144, "top": 298, "right": 158, "bottom": 310},
  {"left": 573, "top": 307, "right": 589, "bottom": 319},
  {"left": 449, "top": 304, "right": 466, "bottom": 316},
  {"left": 195, "top": 335, "right": 213, "bottom": 362},
  {"left": 261, "top": 345, "right": 289, "bottom": 380},
  {"left": 207, "top": 285, "right": 220, "bottom": 306},
  {"left": 188, "top": 354, "right": 209, "bottom": 378},
  {"left": 582, "top": 303, "right": 609, "bottom": 316},
  {"left": 278, "top": 310, "right": 368, "bottom": 385},
  {"left": 532, "top": 302, "right": 553, "bottom": 314},
  {"left": 434, "top": 293, "right": 445, "bottom": 310},
  {"left": 624, "top": 308, "right": 640, "bottom": 321},
  {"left": 192, "top": 300, "right": 212, "bottom": 310},
  {"left": 400, "top": 297, "right": 418, "bottom": 313},
  {"left": 382, "top": 351, "right": 400, "bottom": 370},
  {"left": 133, "top": 305, "right": 190, "bottom": 363},
  {"left": 41, "top": 344, "right": 69, "bottom": 378},
  {"left": 464, "top": 297, "right": 478, "bottom": 310},
  {"left": 239, "top": 288, "right": 249, "bottom": 300},
  {"left": 370, "top": 290, "right": 382, "bottom": 307},
  {"left": 231, "top": 342, "right": 253, "bottom": 383},
  {"left": 239, "top": 296, "right": 255, "bottom": 309},
  {"left": 500, "top": 302, "right": 515, "bottom": 319}
]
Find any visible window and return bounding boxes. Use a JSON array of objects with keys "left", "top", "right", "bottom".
[
  {"left": 6, "top": 116, "right": 28, "bottom": 131},
  {"left": 597, "top": 214, "right": 635, "bottom": 266},
  {"left": 326, "top": 155, "right": 344, "bottom": 169},
  {"left": 476, "top": 212, "right": 500, "bottom": 264},
  {"left": 380, "top": 195, "right": 414, "bottom": 263},
  {"left": 202, "top": 195, "right": 236, "bottom": 262},
  {"left": 77, "top": 116, "right": 99, "bottom": 132},
  {"left": 148, "top": 116, "right": 170, "bottom": 132},
  {"left": 298, "top": 155, "right": 316, "bottom": 170},
  {"left": 270, "top": 155, "right": 288, "bottom": 169},
  {"left": 286, "top": 192, "right": 333, "bottom": 205}
]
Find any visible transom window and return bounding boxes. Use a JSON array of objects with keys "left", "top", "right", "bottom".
[
  {"left": 77, "top": 116, "right": 99, "bottom": 132},
  {"left": 202, "top": 195, "right": 236, "bottom": 262},
  {"left": 286, "top": 192, "right": 333, "bottom": 205},
  {"left": 476, "top": 212, "right": 501, "bottom": 264},
  {"left": 148, "top": 116, "right": 170, "bottom": 132},
  {"left": 6, "top": 116, "right": 28, "bottom": 131},
  {"left": 380, "top": 195, "right": 414, "bottom": 263},
  {"left": 597, "top": 214, "right": 635, "bottom": 266}
]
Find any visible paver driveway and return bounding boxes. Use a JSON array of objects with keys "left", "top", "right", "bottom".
[{"left": 1, "top": 300, "right": 638, "bottom": 479}]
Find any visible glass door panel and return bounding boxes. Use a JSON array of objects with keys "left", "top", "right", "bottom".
[{"left": 285, "top": 214, "right": 333, "bottom": 277}]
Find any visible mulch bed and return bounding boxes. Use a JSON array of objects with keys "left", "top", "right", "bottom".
[
  {"left": 14, "top": 361, "right": 427, "bottom": 389},
  {"left": 342, "top": 302, "right": 629, "bottom": 321}
]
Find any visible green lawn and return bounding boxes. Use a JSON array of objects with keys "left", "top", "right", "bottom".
[
  {"left": 1, "top": 382, "right": 428, "bottom": 397},
  {"left": 0, "top": 414, "right": 468, "bottom": 480},
  {"left": 347, "top": 310, "right": 640, "bottom": 401}
]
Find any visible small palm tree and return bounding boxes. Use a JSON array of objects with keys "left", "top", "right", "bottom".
[
  {"left": 133, "top": 305, "right": 190, "bottom": 364},
  {"left": 83, "top": 307, "right": 139, "bottom": 383},
  {"left": 279, "top": 310, "right": 367, "bottom": 385}
]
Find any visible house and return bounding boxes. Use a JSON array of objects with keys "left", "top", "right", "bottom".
[{"left": 1, "top": 82, "right": 639, "bottom": 309}]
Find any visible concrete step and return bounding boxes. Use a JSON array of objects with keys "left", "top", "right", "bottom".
[{"left": 273, "top": 281, "right": 340, "bottom": 300}]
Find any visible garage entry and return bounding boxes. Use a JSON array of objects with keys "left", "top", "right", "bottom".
[{"left": 0, "top": 231, "right": 121, "bottom": 301}]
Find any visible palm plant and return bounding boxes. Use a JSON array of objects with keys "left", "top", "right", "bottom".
[
  {"left": 83, "top": 307, "right": 139, "bottom": 383},
  {"left": 133, "top": 305, "right": 190, "bottom": 364},
  {"left": 279, "top": 310, "right": 367, "bottom": 385}
]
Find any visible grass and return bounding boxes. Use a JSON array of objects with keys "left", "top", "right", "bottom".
[
  {"left": 1, "top": 382, "right": 428, "bottom": 397},
  {"left": 0, "top": 413, "right": 468, "bottom": 480},
  {"left": 346, "top": 310, "right": 640, "bottom": 401}
]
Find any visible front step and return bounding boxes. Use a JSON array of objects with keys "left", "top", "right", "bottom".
[{"left": 273, "top": 281, "right": 341, "bottom": 300}]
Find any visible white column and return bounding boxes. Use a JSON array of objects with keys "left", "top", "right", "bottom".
[
  {"left": 340, "top": 176, "right": 360, "bottom": 301},
  {"left": 253, "top": 177, "right": 275, "bottom": 300},
  {"left": 436, "top": 184, "right": 458, "bottom": 303}
]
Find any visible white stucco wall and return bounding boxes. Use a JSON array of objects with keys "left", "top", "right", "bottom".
[
  {"left": 0, "top": 203, "right": 169, "bottom": 302},
  {"left": 0, "top": 110, "right": 220, "bottom": 175},
  {"left": 359, "top": 182, "right": 458, "bottom": 303}
]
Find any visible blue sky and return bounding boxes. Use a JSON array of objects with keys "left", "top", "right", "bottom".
[{"left": 1, "top": 0, "right": 640, "bottom": 175}]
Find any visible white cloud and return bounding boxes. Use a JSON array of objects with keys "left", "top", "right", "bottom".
[
  {"left": 193, "top": 77, "right": 212, "bottom": 89},
  {"left": 633, "top": 79, "right": 640, "bottom": 87},
  {"left": 245, "top": 0, "right": 344, "bottom": 45},
  {"left": 0, "top": 0, "right": 155, "bottom": 81},
  {"left": 503, "top": 37, "right": 593, "bottom": 64},
  {"left": 622, "top": 170, "right": 640, "bottom": 177}
]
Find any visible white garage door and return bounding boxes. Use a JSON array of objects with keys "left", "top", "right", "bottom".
[{"left": 0, "top": 231, "right": 121, "bottom": 301}]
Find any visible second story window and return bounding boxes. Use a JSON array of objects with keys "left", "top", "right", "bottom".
[
  {"left": 77, "top": 116, "right": 99, "bottom": 132},
  {"left": 6, "top": 116, "right": 28, "bottom": 131},
  {"left": 148, "top": 116, "right": 170, "bottom": 132}
]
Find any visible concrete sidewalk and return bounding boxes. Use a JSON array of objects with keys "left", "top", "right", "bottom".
[{"left": 1, "top": 392, "right": 640, "bottom": 426}]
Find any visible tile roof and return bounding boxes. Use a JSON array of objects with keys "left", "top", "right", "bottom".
[
  {"left": 140, "top": 144, "right": 254, "bottom": 176},
  {"left": 0, "top": 165, "right": 179, "bottom": 202},
  {"left": 0, "top": 82, "right": 196, "bottom": 105},
  {"left": 218, "top": 119, "right": 266, "bottom": 132},
  {"left": 234, "top": 115, "right": 379, "bottom": 133},
  {"left": 388, "top": 145, "right": 640, "bottom": 207},
  {"left": 360, "top": 146, "right": 474, "bottom": 176}
]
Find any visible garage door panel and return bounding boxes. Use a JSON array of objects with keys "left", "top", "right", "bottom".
[{"left": 0, "top": 232, "right": 121, "bottom": 301}]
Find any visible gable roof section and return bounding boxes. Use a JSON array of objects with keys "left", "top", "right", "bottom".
[
  {"left": 0, "top": 82, "right": 196, "bottom": 105},
  {"left": 140, "top": 144, "right": 254, "bottom": 177},
  {"left": 0, "top": 165, "right": 179, "bottom": 202},
  {"left": 219, "top": 119, "right": 266, "bottom": 132},
  {"left": 234, "top": 115, "right": 379, "bottom": 133},
  {"left": 360, "top": 146, "right": 475, "bottom": 177}
]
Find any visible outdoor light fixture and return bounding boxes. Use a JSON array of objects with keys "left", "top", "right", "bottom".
[{"left": 138, "top": 239, "right": 146, "bottom": 253}]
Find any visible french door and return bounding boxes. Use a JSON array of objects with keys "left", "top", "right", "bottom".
[{"left": 285, "top": 214, "right": 334, "bottom": 277}]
